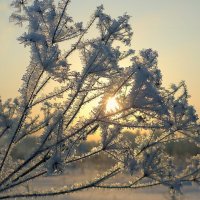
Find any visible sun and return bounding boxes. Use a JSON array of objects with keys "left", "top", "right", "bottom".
[{"left": 106, "top": 97, "right": 120, "bottom": 113}]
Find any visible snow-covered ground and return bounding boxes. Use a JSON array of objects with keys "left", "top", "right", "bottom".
[{"left": 14, "top": 169, "right": 200, "bottom": 200}]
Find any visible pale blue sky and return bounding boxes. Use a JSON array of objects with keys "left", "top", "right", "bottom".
[{"left": 0, "top": 0, "right": 200, "bottom": 114}]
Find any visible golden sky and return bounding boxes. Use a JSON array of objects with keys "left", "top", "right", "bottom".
[{"left": 0, "top": 0, "right": 200, "bottom": 115}]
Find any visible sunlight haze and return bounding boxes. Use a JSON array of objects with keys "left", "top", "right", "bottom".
[{"left": 0, "top": 0, "right": 200, "bottom": 115}]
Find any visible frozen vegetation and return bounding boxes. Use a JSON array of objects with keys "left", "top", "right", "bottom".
[{"left": 0, "top": 0, "right": 200, "bottom": 199}]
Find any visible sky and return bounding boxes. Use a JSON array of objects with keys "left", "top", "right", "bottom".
[{"left": 0, "top": 0, "right": 200, "bottom": 114}]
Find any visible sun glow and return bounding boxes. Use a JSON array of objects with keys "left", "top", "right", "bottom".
[{"left": 106, "top": 97, "right": 120, "bottom": 113}]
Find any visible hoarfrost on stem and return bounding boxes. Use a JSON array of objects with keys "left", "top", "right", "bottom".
[{"left": 0, "top": 0, "right": 199, "bottom": 199}]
